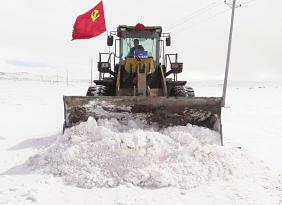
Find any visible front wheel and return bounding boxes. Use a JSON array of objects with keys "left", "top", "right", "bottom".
[
  {"left": 86, "top": 85, "right": 113, "bottom": 96},
  {"left": 169, "top": 86, "right": 195, "bottom": 97}
]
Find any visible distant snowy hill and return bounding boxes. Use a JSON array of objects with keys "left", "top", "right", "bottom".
[
  {"left": 0, "top": 71, "right": 63, "bottom": 82},
  {"left": 0, "top": 72, "right": 89, "bottom": 83}
]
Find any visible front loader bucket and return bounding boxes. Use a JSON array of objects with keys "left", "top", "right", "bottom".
[{"left": 63, "top": 96, "right": 223, "bottom": 144}]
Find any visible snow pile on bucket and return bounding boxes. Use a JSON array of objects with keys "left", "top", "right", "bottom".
[{"left": 27, "top": 117, "right": 263, "bottom": 189}]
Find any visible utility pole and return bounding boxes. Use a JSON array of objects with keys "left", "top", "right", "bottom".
[
  {"left": 66, "top": 69, "right": 69, "bottom": 87},
  {"left": 90, "top": 58, "right": 93, "bottom": 86},
  {"left": 222, "top": 0, "right": 241, "bottom": 107},
  {"left": 56, "top": 73, "right": 59, "bottom": 85}
]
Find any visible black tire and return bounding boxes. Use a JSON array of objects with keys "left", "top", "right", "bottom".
[
  {"left": 170, "top": 86, "right": 195, "bottom": 97},
  {"left": 185, "top": 86, "right": 195, "bottom": 97},
  {"left": 86, "top": 85, "right": 113, "bottom": 96}
]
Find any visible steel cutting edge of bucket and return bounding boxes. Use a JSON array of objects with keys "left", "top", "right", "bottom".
[{"left": 63, "top": 96, "right": 223, "bottom": 145}]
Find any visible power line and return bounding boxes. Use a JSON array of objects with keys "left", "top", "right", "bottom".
[
  {"left": 170, "top": 0, "right": 257, "bottom": 34},
  {"left": 226, "top": 0, "right": 257, "bottom": 6},
  {"left": 167, "top": 1, "right": 224, "bottom": 31},
  {"left": 241, "top": 0, "right": 258, "bottom": 6},
  {"left": 167, "top": 1, "right": 222, "bottom": 31},
  {"left": 171, "top": 8, "right": 230, "bottom": 34}
]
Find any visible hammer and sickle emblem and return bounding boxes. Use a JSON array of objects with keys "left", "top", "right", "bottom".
[{"left": 91, "top": 10, "right": 100, "bottom": 22}]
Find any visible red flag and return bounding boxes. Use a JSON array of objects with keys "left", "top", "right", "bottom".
[{"left": 72, "top": 1, "right": 106, "bottom": 40}]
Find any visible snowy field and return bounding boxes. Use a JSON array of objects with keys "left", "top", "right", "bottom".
[{"left": 0, "top": 79, "right": 282, "bottom": 204}]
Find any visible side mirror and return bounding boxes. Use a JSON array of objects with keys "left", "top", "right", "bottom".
[
  {"left": 166, "top": 36, "right": 171, "bottom": 46},
  {"left": 107, "top": 35, "right": 113, "bottom": 46}
]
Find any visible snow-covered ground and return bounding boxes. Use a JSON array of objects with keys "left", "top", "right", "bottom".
[{"left": 0, "top": 79, "right": 282, "bottom": 204}]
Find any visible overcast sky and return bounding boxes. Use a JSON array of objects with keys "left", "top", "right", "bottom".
[{"left": 0, "top": 0, "right": 281, "bottom": 81}]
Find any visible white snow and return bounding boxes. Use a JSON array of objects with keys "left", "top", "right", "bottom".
[
  {"left": 0, "top": 79, "right": 282, "bottom": 204},
  {"left": 25, "top": 117, "right": 252, "bottom": 190}
]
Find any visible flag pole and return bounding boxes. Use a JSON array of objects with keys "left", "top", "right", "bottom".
[
  {"left": 102, "top": 0, "right": 111, "bottom": 53},
  {"left": 90, "top": 58, "right": 93, "bottom": 86},
  {"left": 102, "top": 0, "right": 109, "bottom": 33}
]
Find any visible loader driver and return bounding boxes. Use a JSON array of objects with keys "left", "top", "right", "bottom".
[{"left": 128, "top": 39, "right": 144, "bottom": 57}]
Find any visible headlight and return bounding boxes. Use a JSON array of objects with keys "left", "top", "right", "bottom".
[
  {"left": 171, "top": 63, "right": 183, "bottom": 73},
  {"left": 98, "top": 62, "right": 111, "bottom": 73}
]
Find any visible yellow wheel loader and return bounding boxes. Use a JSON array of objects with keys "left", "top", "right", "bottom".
[{"left": 63, "top": 24, "right": 223, "bottom": 144}]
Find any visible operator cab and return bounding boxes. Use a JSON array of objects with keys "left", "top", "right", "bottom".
[
  {"left": 118, "top": 24, "right": 161, "bottom": 64},
  {"left": 116, "top": 24, "right": 163, "bottom": 90}
]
